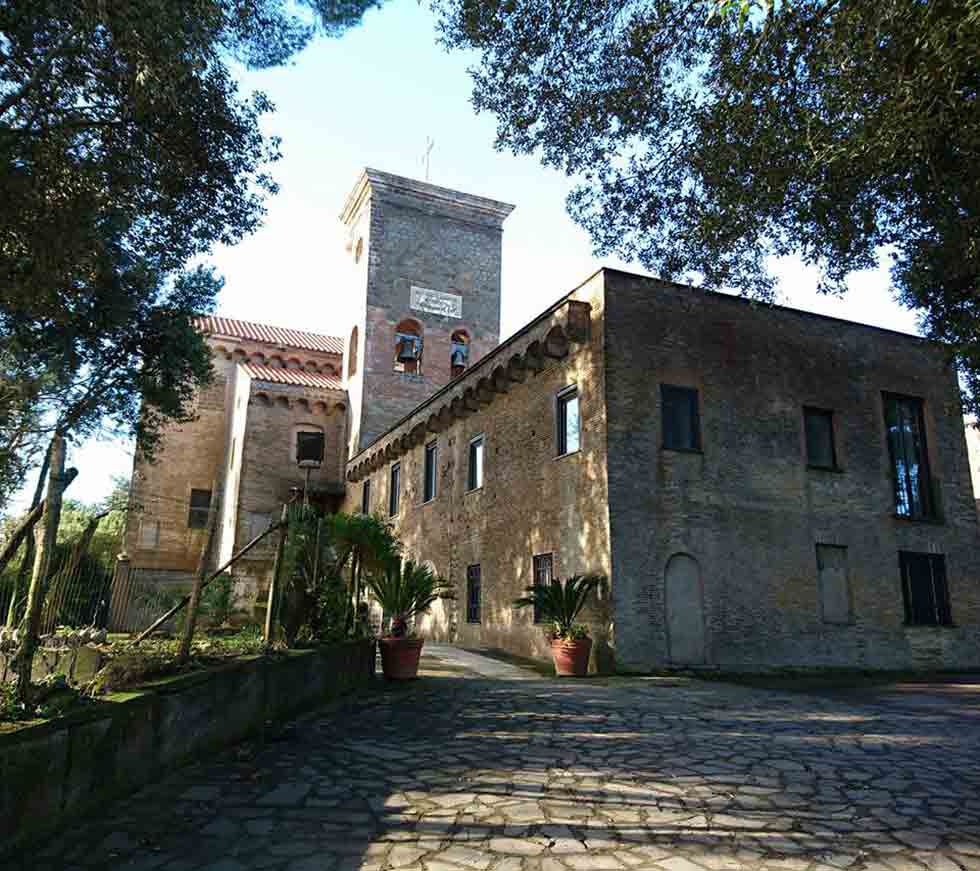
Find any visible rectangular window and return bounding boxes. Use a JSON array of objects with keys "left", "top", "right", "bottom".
[
  {"left": 361, "top": 478, "right": 371, "bottom": 514},
  {"left": 532, "top": 553, "right": 554, "bottom": 624},
  {"left": 804, "top": 407, "right": 837, "bottom": 470},
  {"left": 187, "top": 489, "right": 211, "bottom": 529},
  {"left": 389, "top": 462, "right": 401, "bottom": 517},
  {"left": 816, "top": 544, "right": 850, "bottom": 624},
  {"left": 883, "top": 394, "right": 934, "bottom": 519},
  {"left": 661, "top": 385, "right": 701, "bottom": 451},
  {"left": 466, "top": 564, "right": 481, "bottom": 624},
  {"left": 467, "top": 435, "right": 484, "bottom": 491},
  {"left": 296, "top": 430, "right": 325, "bottom": 466},
  {"left": 557, "top": 386, "right": 581, "bottom": 456},
  {"left": 138, "top": 518, "right": 160, "bottom": 548},
  {"left": 899, "top": 551, "right": 951, "bottom": 626},
  {"left": 423, "top": 441, "right": 438, "bottom": 503}
]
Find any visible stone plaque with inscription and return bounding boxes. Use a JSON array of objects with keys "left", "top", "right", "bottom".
[{"left": 410, "top": 286, "right": 462, "bottom": 319}]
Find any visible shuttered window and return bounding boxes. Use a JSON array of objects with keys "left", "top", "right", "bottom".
[{"left": 899, "top": 551, "right": 951, "bottom": 626}]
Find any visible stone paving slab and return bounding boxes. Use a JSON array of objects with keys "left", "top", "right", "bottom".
[{"left": 11, "top": 650, "right": 980, "bottom": 871}]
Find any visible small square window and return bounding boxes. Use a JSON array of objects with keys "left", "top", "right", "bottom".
[
  {"left": 557, "top": 387, "right": 580, "bottom": 456},
  {"left": 899, "top": 551, "right": 951, "bottom": 626},
  {"left": 661, "top": 385, "right": 700, "bottom": 451},
  {"left": 468, "top": 435, "right": 484, "bottom": 491},
  {"left": 423, "top": 441, "right": 438, "bottom": 503},
  {"left": 532, "top": 553, "right": 554, "bottom": 624},
  {"left": 361, "top": 478, "right": 371, "bottom": 515},
  {"left": 466, "top": 564, "right": 481, "bottom": 623},
  {"left": 187, "top": 489, "right": 211, "bottom": 529},
  {"left": 389, "top": 463, "right": 401, "bottom": 517},
  {"left": 804, "top": 407, "right": 837, "bottom": 469}
]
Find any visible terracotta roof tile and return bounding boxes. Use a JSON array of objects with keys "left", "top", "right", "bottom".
[
  {"left": 242, "top": 364, "right": 345, "bottom": 391},
  {"left": 197, "top": 316, "right": 343, "bottom": 355}
]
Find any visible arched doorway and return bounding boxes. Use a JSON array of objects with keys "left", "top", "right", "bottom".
[{"left": 665, "top": 553, "right": 706, "bottom": 665}]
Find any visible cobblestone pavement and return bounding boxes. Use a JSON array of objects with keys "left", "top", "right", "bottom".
[{"left": 21, "top": 648, "right": 980, "bottom": 871}]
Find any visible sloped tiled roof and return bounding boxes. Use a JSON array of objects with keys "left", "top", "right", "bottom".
[
  {"left": 242, "top": 363, "right": 345, "bottom": 391},
  {"left": 197, "top": 316, "right": 344, "bottom": 355}
]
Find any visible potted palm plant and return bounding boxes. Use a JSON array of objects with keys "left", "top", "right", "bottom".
[
  {"left": 366, "top": 558, "right": 454, "bottom": 679},
  {"left": 513, "top": 574, "right": 607, "bottom": 676}
]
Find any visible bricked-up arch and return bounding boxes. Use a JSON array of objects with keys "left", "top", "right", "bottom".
[
  {"left": 394, "top": 318, "right": 423, "bottom": 374},
  {"left": 451, "top": 329, "right": 470, "bottom": 378},
  {"left": 348, "top": 326, "right": 359, "bottom": 378},
  {"left": 665, "top": 553, "right": 706, "bottom": 665}
]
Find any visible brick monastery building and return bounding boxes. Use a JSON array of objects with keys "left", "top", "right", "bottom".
[{"left": 126, "top": 169, "right": 980, "bottom": 672}]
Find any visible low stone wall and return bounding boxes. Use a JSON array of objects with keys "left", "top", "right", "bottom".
[{"left": 0, "top": 641, "right": 375, "bottom": 857}]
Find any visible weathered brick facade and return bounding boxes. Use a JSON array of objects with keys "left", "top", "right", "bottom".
[
  {"left": 129, "top": 168, "right": 980, "bottom": 672},
  {"left": 126, "top": 326, "right": 346, "bottom": 613},
  {"left": 345, "top": 266, "right": 980, "bottom": 673},
  {"left": 602, "top": 270, "right": 980, "bottom": 671},
  {"left": 341, "top": 169, "right": 513, "bottom": 455},
  {"left": 343, "top": 276, "right": 613, "bottom": 666}
]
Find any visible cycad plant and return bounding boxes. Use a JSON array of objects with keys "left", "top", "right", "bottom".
[
  {"left": 365, "top": 558, "right": 454, "bottom": 638},
  {"left": 513, "top": 574, "right": 607, "bottom": 640}
]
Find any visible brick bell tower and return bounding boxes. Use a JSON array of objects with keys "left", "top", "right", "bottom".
[{"left": 340, "top": 169, "right": 515, "bottom": 454}]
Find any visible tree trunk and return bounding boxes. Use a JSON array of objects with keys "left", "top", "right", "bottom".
[
  {"left": 5, "top": 445, "right": 53, "bottom": 628},
  {"left": 263, "top": 504, "right": 289, "bottom": 648},
  {"left": 178, "top": 497, "right": 220, "bottom": 664},
  {"left": 14, "top": 433, "right": 68, "bottom": 705},
  {"left": 40, "top": 509, "right": 108, "bottom": 634}
]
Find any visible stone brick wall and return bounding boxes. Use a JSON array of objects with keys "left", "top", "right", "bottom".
[
  {"left": 341, "top": 170, "right": 514, "bottom": 454},
  {"left": 603, "top": 269, "right": 980, "bottom": 671},
  {"left": 125, "top": 348, "right": 234, "bottom": 576},
  {"left": 126, "top": 337, "right": 344, "bottom": 607},
  {"left": 343, "top": 274, "right": 612, "bottom": 667},
  {"left": 226, "top": 379, "right": 348, "bottom": 614}
]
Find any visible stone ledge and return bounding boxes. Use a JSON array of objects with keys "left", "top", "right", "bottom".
[{"left": 0, "top": 641, "right": 375, "bottom": 857}]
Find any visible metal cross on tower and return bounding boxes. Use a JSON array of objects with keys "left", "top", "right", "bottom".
[{"left": 422, "top": 136, "right": 435, "bottom": 181}]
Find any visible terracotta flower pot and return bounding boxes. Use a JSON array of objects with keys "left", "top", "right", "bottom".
[
  {"left": 550, "top": 637, "right": 592, "bottom": 676},
  {"left": 379, "top": 637, "right": 425, "bottom": 680}
]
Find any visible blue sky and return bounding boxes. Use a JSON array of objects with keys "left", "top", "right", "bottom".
[{"left": 29, "top": 0, "right": 919, "bottom": 511}]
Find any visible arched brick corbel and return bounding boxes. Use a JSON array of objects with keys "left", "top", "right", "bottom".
[
  {"left": 524, "top": 341, "right": 546, "bottom": 373},
  {"left": 544, "top": 325, "right": 569, "bottom": 359}
]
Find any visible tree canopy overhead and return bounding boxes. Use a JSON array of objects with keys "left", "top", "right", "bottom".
[
  {"left": 436, "top": 0, "right": 980, "bottom": 404},
  {"left": 0, "top": 0, "right": 381, "bottom": 508}
]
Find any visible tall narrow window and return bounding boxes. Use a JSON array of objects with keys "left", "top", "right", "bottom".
[
  {"left": 466, "top": 564, "right": 481, "bottom": 623},
  {"left": 804, "top": 407, "right": 837, "bottom": 469},
  {"left": 188, "top": 489, "right": 212, "bottom": 529},
  {"left": 899, "top": 551, "right": 951, "bottom": 626},
  {"left": 361, "top": 478, "right": 371, "bottom": 514},
  {"left": 532, "top": 553, "right": 554, "bottom": 624},
  {"left": 468, "top": 435, "right": 484, "bottom": 491},
  {"left": 661, "top": 385, "right": 701, "bottom": 451},
  {"left": 389, "top": 462, "right": 401, "bottom": 517},
  {"left": 423, "top": 441, "right": 438, "bottom": 503},
  {"left": 557, "top": 386, "right": 580, "bottom": 456},
  {"left": 884, "top": 394, "right": 934, "bottom": 519}
]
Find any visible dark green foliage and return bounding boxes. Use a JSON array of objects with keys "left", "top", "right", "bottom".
[
  {"left": 365, "top": 559, "right": 454, "bottom": 637},
  {"left": 437, "top": 0, "right": 980, "bottom": 411},
  {"left": 200, "top": 574, "right": 235, "bottom": 628},
  {"left": 0, "top": 0, "right": 382, "bottom": 499},
  {"left": 278, "top": 508, "right": 402, "bottom": 643},
  {"left": 513, "top": 574, "right": 606, "bottom": 640}
]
